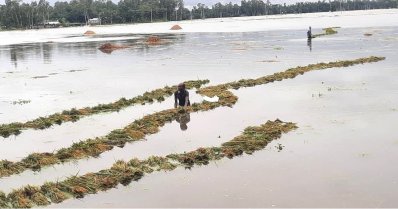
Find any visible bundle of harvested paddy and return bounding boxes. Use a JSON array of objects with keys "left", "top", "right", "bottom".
[
  {"left": 0, "top": 191, "right": 9, "bottom": 208},
  {"left": 40, "top": 183, "right": 68, "bottom": 203},
  {"left": 8, "top": 185, "right": 50, "bottom": 208}
]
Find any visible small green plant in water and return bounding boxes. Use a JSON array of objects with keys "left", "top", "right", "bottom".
[{"left": 312, "top": 27, "right": 338, "bottom": 38}]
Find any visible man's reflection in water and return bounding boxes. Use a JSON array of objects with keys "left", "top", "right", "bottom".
[
  {"left": 176, "top": 112, "right": 191, "bottom": 131},
  {"left": 307, "top": 38, "right": 312, "bottom": 52}
]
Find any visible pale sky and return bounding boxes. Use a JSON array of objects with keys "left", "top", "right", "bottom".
[{"left": 0, "top": 0, "right": 316, "bottom": 6}]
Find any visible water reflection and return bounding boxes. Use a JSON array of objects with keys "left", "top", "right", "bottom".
[
  {"left": 41, "top": 43, "right": 53, "bottom": 64},
  {"left": 307, "top": 38, "right": 312, "bottom": 52},
  {"left": 0, "top": 33, "right": 184, "bottom": 69},
  {"left": 176, "top": 112, "right": 191, "bottom": 131},
  {"left": 7, "top": 44, "right": 49, "bottom": 68}
]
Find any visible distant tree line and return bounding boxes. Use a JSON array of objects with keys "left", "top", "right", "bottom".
[{"left": 0, "top": 0, "right": 397, "bottom": 29}]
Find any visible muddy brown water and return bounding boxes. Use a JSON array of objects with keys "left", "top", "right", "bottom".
[{"left": 0, "top": 27, "right": 398, "bottom": 207}]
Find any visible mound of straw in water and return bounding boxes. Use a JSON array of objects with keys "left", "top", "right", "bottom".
[
  {"left": 146, "top": 36, "right": 162, "bottom": 45},
  {"left": 83, "top": 30, "right": 96, "bottom": 36},
  {"left": 170, "top": 25, "right": 182, "bottom": 30}
]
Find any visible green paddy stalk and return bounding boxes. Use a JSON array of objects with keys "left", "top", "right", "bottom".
[
  {"left": 0, "top": 56, "right": 385, "bottom": 180},
  {"left": 0, "top": 119, "right": 297, "bottom": 208},
  {"left": 312, "top": 27, "right": 339, "bottom": 38}
]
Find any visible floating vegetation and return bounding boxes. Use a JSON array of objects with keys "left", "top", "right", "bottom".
[
  {"left": 8, "top": 185, "right": 50, "bottom": 207},
  {"left": 0, "top": 120, "right": 297, "bottom": 208},
  {"left": 11, "top": 100, "right": 31, "bottom": 105},
  {"left": 232, "top": 48, "right": 248, "bottom": 51},
  {"left": 312, "top": 27, "right": 338, "bottom": 38},
  {"left": 275, "top": 143, "right": 284, "bottom": 152},
  {"left": 273, "top": 47, "right": 284, "bottom": 50},
  {"left": 31, "top": 76, "right": 49, "bottom": 79},
  {"left": 257, "top": 60, "right": 279, "bottom": 63},
  {"left": 0, "top": 191, "right": 9, "bottom": 208},
  {"left": 67, "top": 69, "right": 87, "bottom": 73},
  {"left": 0, "top": 56, "right": 385, "bottom": 179},
  {"left": 0, "top": 80, "right": 209, "bottom": 138},
  {"left": 312, "top": 92, "right": 323, "bottom": 98}
]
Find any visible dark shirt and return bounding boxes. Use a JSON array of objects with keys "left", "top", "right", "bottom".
[
  {"left": 307, "top": 30, "right": 312, "bottom": 39},
  {"left": 174, "top": 90, "right": 190, "bottom": 106}
]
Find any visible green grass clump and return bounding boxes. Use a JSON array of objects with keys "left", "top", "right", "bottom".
[
  {"left": 8, "top": 185, "right": 50, "bottom": 208},
  {"left": 0, "top": 191, "right": 9, "bottom": 208},
  {"left": 40, "top": 183, "right": 69, "bottom": 204},
  {"left": 324, "top": 27, "right": 338, "bottom": 35},
  {"left": 0, "top": 123, "right": 22, "bottom": 138},
  {"left": 312, "top": 27, "right": 339, "bottom": 38},
  {"left": 0, "top": 160, "right": 25, "bottom": 178}
]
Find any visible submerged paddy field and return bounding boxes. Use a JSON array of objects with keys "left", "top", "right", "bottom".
[{"left": 1, "top": 9, "right": 398, "bottom": 208}]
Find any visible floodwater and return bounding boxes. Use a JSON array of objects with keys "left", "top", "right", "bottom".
[{"left": 1, "top": 19, "right": 398, "bottom": 208}]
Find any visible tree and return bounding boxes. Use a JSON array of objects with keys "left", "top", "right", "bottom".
[{"left": 1, "top": 0, "right": 397, "bottom": 29}]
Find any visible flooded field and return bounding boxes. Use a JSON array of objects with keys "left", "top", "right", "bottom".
[{"left": 1, "top": 10, "right": 398, "bottom": 208}]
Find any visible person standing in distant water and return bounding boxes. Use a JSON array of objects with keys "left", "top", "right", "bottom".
[
  {"left": 307, "top": 26, "right": 312, "bottom": 39},
  {"left": 174, "top": 83, "right": 190, "bottom": 108},
  {"left": 307, "top": 26, "right": 313, "bottom": 52}
]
